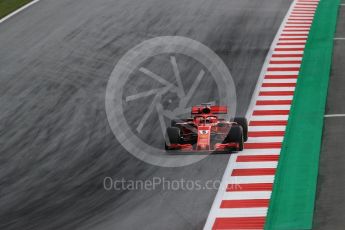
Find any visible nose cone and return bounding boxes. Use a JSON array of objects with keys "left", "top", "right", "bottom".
[{"left": 197, "top": 126, "right": 211, "bottom": 150}]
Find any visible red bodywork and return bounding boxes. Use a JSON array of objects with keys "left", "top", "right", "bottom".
[{"left": 166, "top": 105, "right": 240, "bottom": 152}]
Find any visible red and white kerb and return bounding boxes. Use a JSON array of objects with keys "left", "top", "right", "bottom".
[{"left": 204, "top": 0, "right": 320, "bottom": 229}]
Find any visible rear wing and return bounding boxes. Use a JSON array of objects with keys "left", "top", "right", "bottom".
[{"left": 191, "top": 105, "right": 228, "bottom": 115}]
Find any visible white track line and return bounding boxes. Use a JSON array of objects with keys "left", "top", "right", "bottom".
[
  {"left": 263, "top": 78, "right": 297, "bottom": 83},
  {"left": 227, "top": 176, "right": 275, "bottom": 184},
  {"left": 277, "top": 40, "right": 307, "bottom": 43},
  {"left": 246, "top": 137, "right": 284, "bottom": 143},
  {"left": 260, "top": 87, "right": 295, "bottom": 92},
  {"left": 266, "top": 71, "right": 299, "bottom": 75},
  {"left": 257, "top": 95, "right": 294, "bottom": 100},
  {"left": 285, "top": 24, "right": 311, "bottom": 26},
  {"left": 253, "top": 105, "right": 291, "bottom": 110},
  {"left": 211, "top": 208, "right": 268, "bottom": 218},
  {"left": 0, "top": 0, "right": 40, "bottom": 24},
  {"left": 250, "top": 115, "right": 289, "bottom": 121},
  {"left": 239, "top": 149, "right": 280, "bottom": 156},
  {"left": 280, "top": 31, "right": 309, "bottom": 34},
  {"left": 284, "top": 28, "right": 310, "bottom": 31},
  {"left": 324, "top": 114, "right": 345, "bottom": 117},
  {"left": 287, "top": 20, "right": 313, "bottom": 23},
  {"left": 273, "top": 50, "right": 304, "bottom": 54},
  {"left": 268, "top": 63, "right": 301, "bottom": 67},
  {"left": 256, "top": 97, "right": 292, "bottom": 102},
  {"left": 289, "top": 17, "right": 314, "bottom": 19},
  {"left": 270, "top": 57, "right": 302, "bottom": 60},
  {"left": 249, "top": 126, "right": 286, "bottom": 132},
  {"left": 234, "top": 161, "right": 278, "bottom": 169},
  {"left": 223, "top": 191, "right": 272, "bottom": 200}
]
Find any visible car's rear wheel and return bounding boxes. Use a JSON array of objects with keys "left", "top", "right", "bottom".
[{"left": 234, "top": 117, "right": 248, "bottom": 142}]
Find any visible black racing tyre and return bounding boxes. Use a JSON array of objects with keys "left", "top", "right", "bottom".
[
  {"left": 227, "top": 125, "right": 243, "bottom": 142},
  {"left": 227, "top": 125, "right": 244, "bottom": 151},
  {"left": 166, "top": 127, "right": 181, "bottom": 144},
  {"left": 239, "top": 140, "right": 244, "bottom": 151},
  {"left": 234, "top": 117, "right": 248, "bottom": 142}
]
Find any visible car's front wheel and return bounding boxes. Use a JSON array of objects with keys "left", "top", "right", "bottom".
[
  {"left": 234, "top": 117, "right": 248, "bottom": 142},
  {"left": 227, "top": 125, "right": 244, "bottom": 151},
  {"left": 165, "top": 127, "right": 181, "bottom": 149}
]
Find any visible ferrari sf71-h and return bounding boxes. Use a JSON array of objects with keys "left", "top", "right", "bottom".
[{"left": 165, "top": 104, "right": 248, "bottom": 152}]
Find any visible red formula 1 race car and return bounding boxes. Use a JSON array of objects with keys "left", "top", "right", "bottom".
[{"left": 165, "top": 104, "right": 248, "bottom": 153}]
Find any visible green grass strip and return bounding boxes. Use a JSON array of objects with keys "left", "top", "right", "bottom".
[
  {"left": 264, "top": 0, "right": 340, "bottom": 229},
  {"left": 0, "top": 0, "right": 33, "bottom": 19}
]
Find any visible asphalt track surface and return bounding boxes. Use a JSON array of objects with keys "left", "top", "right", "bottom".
[
  {"left": 0, "top": 0, "right": 291, "bottom": 229},
  {"left": 313, "top": 3, "right": 345, "bottom": 229}
]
